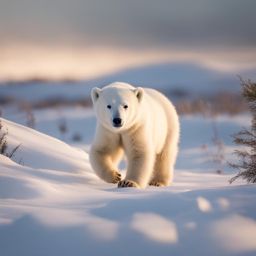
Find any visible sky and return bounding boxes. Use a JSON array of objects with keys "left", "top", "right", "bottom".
[{"left": 0, "top": 0, "right": 256, "bottom": 81}]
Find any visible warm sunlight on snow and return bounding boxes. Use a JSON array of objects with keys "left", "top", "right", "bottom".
[
  {"left": 197, "top": 196, "right": 212, "bottom": 213},
  {"left": 210, "top": 215, "right": 256, "bottom": 253},
  {"left": 131, "top": 212, "right": 178, "bottom": 244}
]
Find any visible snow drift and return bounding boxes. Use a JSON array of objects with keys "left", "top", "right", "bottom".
[{"left": 0, "top": 117, "right": 256, "bottom": 256}]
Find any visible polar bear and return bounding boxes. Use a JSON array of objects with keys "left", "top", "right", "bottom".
[{"left": 89, "top": 82, "right": 179, "bottom": 188}]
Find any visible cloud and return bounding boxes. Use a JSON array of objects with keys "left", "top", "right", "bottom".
[
  {"left": 0, "top": 0, "right": 255, "bottom": 80},
  {"left": 0, "top": 0, "right": 256, "bottom": 50}
]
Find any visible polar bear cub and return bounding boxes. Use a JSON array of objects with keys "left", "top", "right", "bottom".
[{"left": 89, "top": 82, "right": 179, "bottom": 188}]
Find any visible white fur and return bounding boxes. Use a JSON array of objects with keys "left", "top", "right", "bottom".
[{"left": 89, "top": 82, "right": 180, "bottom": 188}]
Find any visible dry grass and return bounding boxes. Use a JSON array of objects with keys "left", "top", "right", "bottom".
[
  {"left": 200, "top": 118, "right": 226, "bottom": 174},
  {"left": 0, "top": 119, "right": 21, "bottom": 159},
  {"left": 175, "top": 91, "right": 247, "bottom": 116},
  {"left": 32, "top": 98, "right": 91, "bottom": 109},
  {"left": 0, "top": 120, "right": 8, "bottom": 155}
]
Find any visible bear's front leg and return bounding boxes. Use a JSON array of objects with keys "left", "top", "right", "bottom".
[
  {"left": 89, "top": 147, "right": 122, "bottom": 184},
  {"left": 118, "top": 132, "right": 155, "bottom": 189},
  {"left": 118, "top": 149, "right": 154, "bottom": 188}
]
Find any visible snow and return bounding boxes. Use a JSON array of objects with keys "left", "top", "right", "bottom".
[
  {"left": 131, "top": 213, "right": 178, "bottom": 244},
  {"left": 2, "top": 118, "right": 91, "bottom": 172},
  {"left": 210, "top": 214, "right": 256, "bottom": 253},
  {"left": 196, "top": 196, "right": 212, "bottom": 212},
  {"left": 1, "top": 108, "right": 256, "bottom": 256}
]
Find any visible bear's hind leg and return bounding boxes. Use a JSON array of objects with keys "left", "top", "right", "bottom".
[
  {"left": 149, "top": 153, "right": 171, "bottom": 187},
  {"left": 149, "top": 142, "right": 178, "bottom": 187}
]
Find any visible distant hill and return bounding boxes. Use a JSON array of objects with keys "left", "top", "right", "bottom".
[{"left": 0, "top": 61, "right": 255, "bottom": 104}]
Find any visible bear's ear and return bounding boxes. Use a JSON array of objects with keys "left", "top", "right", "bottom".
[
  {"left": 133, "top": 87, "right": 144, "bottom": 102},
  {"left": 91, "top": 87, "right": 101, "bottom": 103}
]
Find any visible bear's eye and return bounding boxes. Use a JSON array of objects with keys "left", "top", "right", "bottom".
[
  {"left": 123, "top": 105, "right": 128, "bottom": 109},
  {"left": 107, "top": 105, "right": 111, "bottom": 109}
]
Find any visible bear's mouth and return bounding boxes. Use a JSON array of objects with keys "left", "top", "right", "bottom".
[{"left": 113, "top": 123, "right": 123, "bottom": 128}]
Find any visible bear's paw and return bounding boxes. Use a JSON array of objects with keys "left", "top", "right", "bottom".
[
  {"left": 118, "top": 179, "right": 139, "bottom": 188},
  {"left": 110, "top": 171, "right": 122, "bottom": 183},
  {"left": 149, "top": 181, "right": 167, "bottom": 187}
]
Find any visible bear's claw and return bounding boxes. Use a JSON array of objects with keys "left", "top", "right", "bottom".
[
  {"left": 118, "top": 179, "right": 139, "bottom": 188},
  {"left": 111, "top": 171, "right": 122, "bottom": 183},
  {"left": 149, "top": 181, "right": 166, "bottom": 187}
]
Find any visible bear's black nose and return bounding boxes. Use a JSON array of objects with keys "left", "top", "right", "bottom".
[{"left": 113, "top": 117, "right": 122, "bottom": 127}]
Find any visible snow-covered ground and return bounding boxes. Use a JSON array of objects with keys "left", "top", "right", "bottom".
[{"left": 1, "top": 106, "right": 256, "bottom": 256}]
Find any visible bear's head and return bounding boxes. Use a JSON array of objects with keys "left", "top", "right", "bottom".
[{"left": 91, "top": 84, "right": 144, "bottom": 132}]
